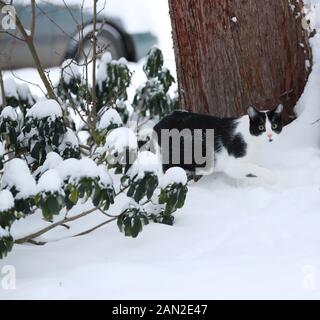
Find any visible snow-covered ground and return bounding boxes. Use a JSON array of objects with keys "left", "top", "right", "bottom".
[{"left": 2, "top": 1, "right": 320, "bottom": 299}]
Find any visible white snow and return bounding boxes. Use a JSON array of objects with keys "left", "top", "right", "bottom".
[
  {"left": 38, "top": 169, "right": 63, "bottom": 194},
  {"left": 61, "top": 59, "right": 81, "bottom": 85},
  {"left": 1, "top": 77, "right": 19, "bottom": 100},
  {"left": 96, "top": 53, "right": 128, "bottom": 90},
  {"left": 56, "top": 158, "right": 102, "bottom": 183},
  {"left": 0, "top": 141, "right": 4, "bottom": 157},
  {"left": 113, "top": 57, "right": 128, "bottom": 66},
  {"left": 97, "top": 108, "right": 123, "bottom": 130},
  {"left": 96, "top": 52, "right": 113, "bottom": 85},
  {"left": 127, "top": 151, "right": 161, "bottom": 180},
  {"left": 16, "top": 82, "right": 33, "bottom": 103},
  {"left": 1, "top": 159, "right": 37, "bottom": 199},
  {"left": 105, "top": 127, "right": 138, "bottom": 152},
  {"left": 160, "top": 167, "right": 187, "bottom": 188},
  {"left": 0, "top": 106, "right": 18, "bottom": 121},
  {"left": 231, "top": 16, "right": 238, "bottom": 23},
  {"left": 0, "top": 190, "right": 14, "bottom": 212},
  {"left": 2, "top": 0, "right": 320, "bottom": 301},
  {"left": 58, "top": 128, "right": 79, "bottom": 153},
  {"left": 98, "top": 165, "right": 113, "bottom": 187},
  {"left": 101, "top": 51, "right": 113, "bottom": 65},
  {"left": 0, "top": 77, "right": 34, "bottom": 105},
  {"left": 26, "top": 99, "right": 62, "bottom": 119},
  {"left": 34, "top": 152, "right": 63, "bottom": 177},
  {"left": 305, "top": 0, "right": 320, "bottom": 30},
  {"left": 35, "top": 157, "right": 112, "bottom": 188}
]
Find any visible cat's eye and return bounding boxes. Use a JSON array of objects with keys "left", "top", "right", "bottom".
[
  {"left": 272, "top": 123, "right": 278, "bottom": 129},
  {"left": 258, "top": 125, "right": 265, "bottom": 131}
]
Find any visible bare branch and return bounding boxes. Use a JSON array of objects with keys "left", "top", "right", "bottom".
[
  {"left": 10, "top": 70, "right": 46, "bottom": 96},
  {"left": 0, "top": 0, "right": 58, "bottom": 101},
  {"left": 0, "top": 30, "right": 24, "bottom": 41},
  {"left": 62, "top": 0, "right": 80, "bottom": 26},
  {"left": 73, "top": 217, "right": 117, "bottom": 238},
  {"left": 97, "top": 0, "right": 107, "bottom": 16},
  {"left": 35, "top": 2, "right": 78, "bottom": 44},
  {"left": 14, "top": 207, "right": 98, "bottom": 244}
]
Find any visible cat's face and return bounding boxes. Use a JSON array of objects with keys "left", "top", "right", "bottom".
[{"left": 247, "top": 105, "right": 283, "bottom": 142}]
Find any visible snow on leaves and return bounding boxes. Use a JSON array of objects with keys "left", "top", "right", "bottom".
[
  {"left": 0, "top": 48, "right": 187, "bottom": 259},
  {"left": 133, "top": 47, "right": 178, "bottom": 118}
]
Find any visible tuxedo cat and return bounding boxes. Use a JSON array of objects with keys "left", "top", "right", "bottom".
[{"left": 153, "top": 105, "right": 283, "bottom": 183}]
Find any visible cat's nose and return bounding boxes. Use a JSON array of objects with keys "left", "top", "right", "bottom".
[{"left": 267, "top": 133, "right": 273, "bottom": 139}]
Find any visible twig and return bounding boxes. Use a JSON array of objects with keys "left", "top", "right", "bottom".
[
  {"left": 97, "top": 207, "right": 118, "bottom": 218},
  {"left": 79, "top": 144, "right": 91, "bottom": 151},
  {"left": 62, "top": 0, "right": 80, "bottom": 26},
  {"left": 0, "top": 30, "right": 24, "bottom": 41},
  {"left": 27, "top": 239, "right": 46, "bottom": 246},
  {"left": 2, "top": 148, "right": 28, "bottom": 164},
  {"left": 73, "top": 217, "right": 117, "bottom": 238},
  {"left": 10, "top": 70, "right": 46, "bottom": 96},
  {"left": 115, "top": 185, "right": 130, "bottom": 197},
  {"left": 35, "top": 2, "right": 78, "bottom": 44},
  {"left": 14, "top": 207, "right": 97, "bottom": 244},
  {"left": 0, "top": 1, "right": 58, "bottom": 101}
]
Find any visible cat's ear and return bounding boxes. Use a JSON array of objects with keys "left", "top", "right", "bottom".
[
  {"left": 274, "top": 104, "right": 283, "bottom": 114},
  {"left": 247, "top": 106, "right": 259, "bottom": 119}
]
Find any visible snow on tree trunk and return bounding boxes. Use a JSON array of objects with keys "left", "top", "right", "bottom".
[{"left": 168, "top": 0, "right": 312, "bottom": 123}]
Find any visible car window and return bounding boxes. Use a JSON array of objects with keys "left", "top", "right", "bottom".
[{"left": 14, "top": 3, "right": 92, "bottom": 39}]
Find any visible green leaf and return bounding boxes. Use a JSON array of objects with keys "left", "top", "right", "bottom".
[
  {"left": 118, "top": 208, "right": 148, "bottom": 238},
  {"left": 123, "top": 216, "right": 133, "bottom": 237},
  {"left": 41, "top": 194, "right": 62, "bottom": 221},
  {"left": 144, "top": 48, "right": 164, "bottom": 78},
  {"left": 177, "top": 186, "right": 187, "bottom": 208},
  {"left": 134, "top": 182, "right": 146, "bottom": 203},
  {"left": 92, "top": 186, "right": 102, "bottom": 207},
  {"left": 69, "top": 187, "right": 78, "bottom": 204},
  {"left": 0, "top": 234, "right": 14, "bottom": 259},
  {"left": 161, "top": 215, "right": 175, "bottom": 226},
  {"left": 117, "top": 215, "right": 124, "bottom": 233},
  {"left": 131, "top": 216, "right": 143, "bottom": 238},
  {"left": 0, "top": 210, "right": 16, "bottom": 229}
]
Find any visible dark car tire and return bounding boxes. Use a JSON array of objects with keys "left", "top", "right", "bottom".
[{"left": 64, "top": 22, "right": 136, "bottom": 63}]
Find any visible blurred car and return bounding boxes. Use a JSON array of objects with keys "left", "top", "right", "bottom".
[{"left": 0, "top": 1, "right": 157, "bottom": 69}]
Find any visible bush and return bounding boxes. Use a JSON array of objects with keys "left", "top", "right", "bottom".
[{"left": 0, "top": 48, "right": 188, "bottom": 259}]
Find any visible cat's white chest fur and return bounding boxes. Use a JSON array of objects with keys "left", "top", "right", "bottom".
[{"left": 214, "top": 116, "right": 276, "bottom": 184}]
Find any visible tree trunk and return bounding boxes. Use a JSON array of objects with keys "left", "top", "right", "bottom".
[{"left": 168, "top": 0, "right": 312, "bottom": 123}]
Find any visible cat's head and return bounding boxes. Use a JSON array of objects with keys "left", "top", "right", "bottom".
[{"left": 247, "top": 105, "right": 283, "bottom": 142}]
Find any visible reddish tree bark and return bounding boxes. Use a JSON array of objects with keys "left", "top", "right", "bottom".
[{"left": 168, "top": 0, "right": 312, "bottom": 123}]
